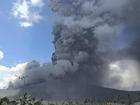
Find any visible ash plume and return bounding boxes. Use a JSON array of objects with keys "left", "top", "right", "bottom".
[{"left": 10, "top": 0, "right": 140, "bottom": 97}]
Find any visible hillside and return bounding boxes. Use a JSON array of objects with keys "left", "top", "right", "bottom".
[{"left": 10, "top": 81, "right": 139, "bottom": 100}]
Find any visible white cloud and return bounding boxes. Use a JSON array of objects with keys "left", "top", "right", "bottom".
[
  {"left": 0, "top": 63, "right": 27, "bottom": 89},
  {"left": 31, "top": 0, "right": 44, "bottom": 7},
  {"left": 0, "top": 51, "right": 4, "bottom": 61},
  {"left": 11, "top": 0, "right": 45, "bottom": 28},
  {"left": 20, "top": 22, "right": 32, "bottom": 27},
  {"left": 0, "top": 50, "right": 28, "bottom": 89},
  {"left": 106, "top": 59, "right": 140, "bottom": 91}
]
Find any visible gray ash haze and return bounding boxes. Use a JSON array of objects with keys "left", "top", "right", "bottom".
[{"left": 9, "top": 0, "right": 140, "bottom": 96}]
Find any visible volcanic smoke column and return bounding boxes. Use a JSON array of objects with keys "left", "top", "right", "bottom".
[
  {"left": 49, "top": 0, "right": 140, "bottom": 90},
  {"left": 50, "top": 0, "right": 105, "bottom": 85},
  {"left": 11, "top": 0, "right": 140, "bottom": 91},
  {"left": 51, "top": 22, "right": 104, "bottom": 84}
]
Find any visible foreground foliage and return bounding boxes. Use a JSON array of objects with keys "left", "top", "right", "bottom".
[
  {"left": 0, "top": 93, "right": 43, "bottom": 105},
  {"left": 0, "top": 93, "right": 140, "bottom": 105}
]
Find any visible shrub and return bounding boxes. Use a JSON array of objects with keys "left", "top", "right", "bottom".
[{"left": 0, "top": 93, "right": 43, "bottom": 105}]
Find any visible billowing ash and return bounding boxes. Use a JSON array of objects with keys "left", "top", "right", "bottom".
[{"left": 11, "top": 0, "right": 140, "bottom": 96}]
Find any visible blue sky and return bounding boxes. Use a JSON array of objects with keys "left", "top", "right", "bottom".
[{"left": 0, "top": 0, "right": 54, "bottom": 66}]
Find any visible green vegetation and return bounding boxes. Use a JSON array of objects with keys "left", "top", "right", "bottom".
[
  {"left": 0, "top": 93, "right": 43, "bottom": 105},
  {"left": 0, "top": 92, "right": 140, "bottom": 105}
]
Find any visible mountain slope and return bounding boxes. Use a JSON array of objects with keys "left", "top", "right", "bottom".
[
  {"left": 15, "top": 81, "right": 139, "bottom": 100},
  {"left": 0, "top": 80, "right": 138, "bottom": 100}
]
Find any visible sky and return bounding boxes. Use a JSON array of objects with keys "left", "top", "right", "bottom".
[
  {"left": 0, "top": 0, "right": 54, "bottom": 67},
  {"left": 0, "top": 0, "right": 55, "bottom": 89}
]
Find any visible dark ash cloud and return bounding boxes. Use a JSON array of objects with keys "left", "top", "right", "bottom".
[{"left": 10, "top": 0, "right": 140, "bottom": 97}]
